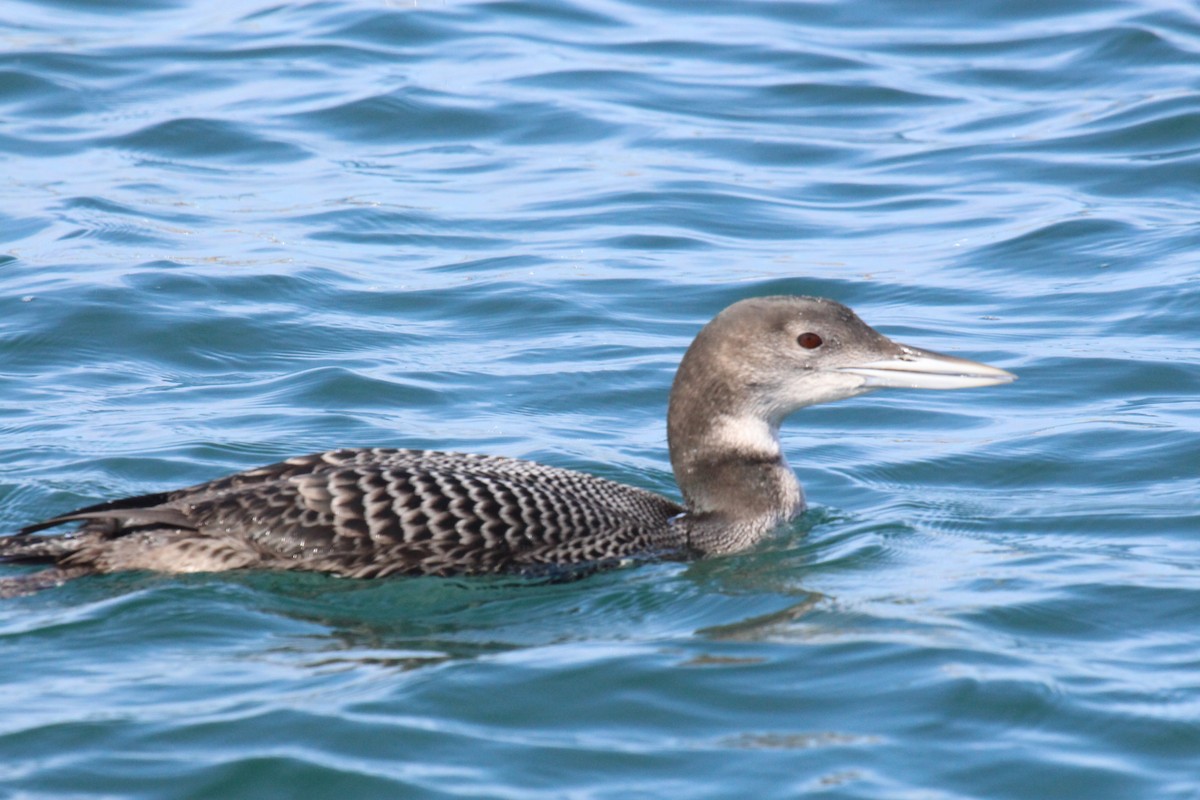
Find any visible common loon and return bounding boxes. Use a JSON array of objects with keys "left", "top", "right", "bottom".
[{"left": 0, "top": 296, "right": 1014, "bottom": 592}]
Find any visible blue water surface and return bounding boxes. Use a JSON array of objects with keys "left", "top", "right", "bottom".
[{"left": 2, "top": 0, "right": 1199, "bottom": 797}]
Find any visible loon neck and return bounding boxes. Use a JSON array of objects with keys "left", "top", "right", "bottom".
[{"left": 666, "top": 368, "right": 804, "bottom": 535}]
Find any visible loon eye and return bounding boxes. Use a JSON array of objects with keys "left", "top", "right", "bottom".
[{"left": 797, "top": 332, "right": 823, "bottom": 349}]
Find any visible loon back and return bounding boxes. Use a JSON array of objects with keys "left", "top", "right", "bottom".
[{"left": 4, "top": 449, "right": 687, "bottom": 581}]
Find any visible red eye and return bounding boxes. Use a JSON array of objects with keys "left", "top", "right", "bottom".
[{"left": 797, "top": 332, "right": 823, "bottom": 349}]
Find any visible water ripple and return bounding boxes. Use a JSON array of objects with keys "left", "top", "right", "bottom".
[{"left": 2, "top": 0, "right": 1200, "bottom": 797}]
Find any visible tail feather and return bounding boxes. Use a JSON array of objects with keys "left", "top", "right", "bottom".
[
  {"left": 0, "top": 567, "right": 93, "bottom": 598},
  {"left": 0, "top": 532, "right": 84, "bottom": 565},
  {"left": 1, "top": 534, "right": 94, "bottom": 596},
  {"left": 19, "top": 490, "right": 178, "bottom": 535}
]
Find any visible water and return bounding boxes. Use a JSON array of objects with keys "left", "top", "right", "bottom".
[{"left": 2, "top": 0, "right": 1199, "bottom": 796}]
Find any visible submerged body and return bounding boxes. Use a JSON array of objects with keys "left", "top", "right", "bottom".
[{"left": 1, "top": 296, "right": 1014, "bottom": 592}]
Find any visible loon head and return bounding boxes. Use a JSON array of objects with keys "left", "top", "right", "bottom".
[
  {"left": 666, "top": 295, "right": 1015, "bottom": 526},
  {"left": 670, "top": 295, "right": 1015, "bottom": 430}
]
